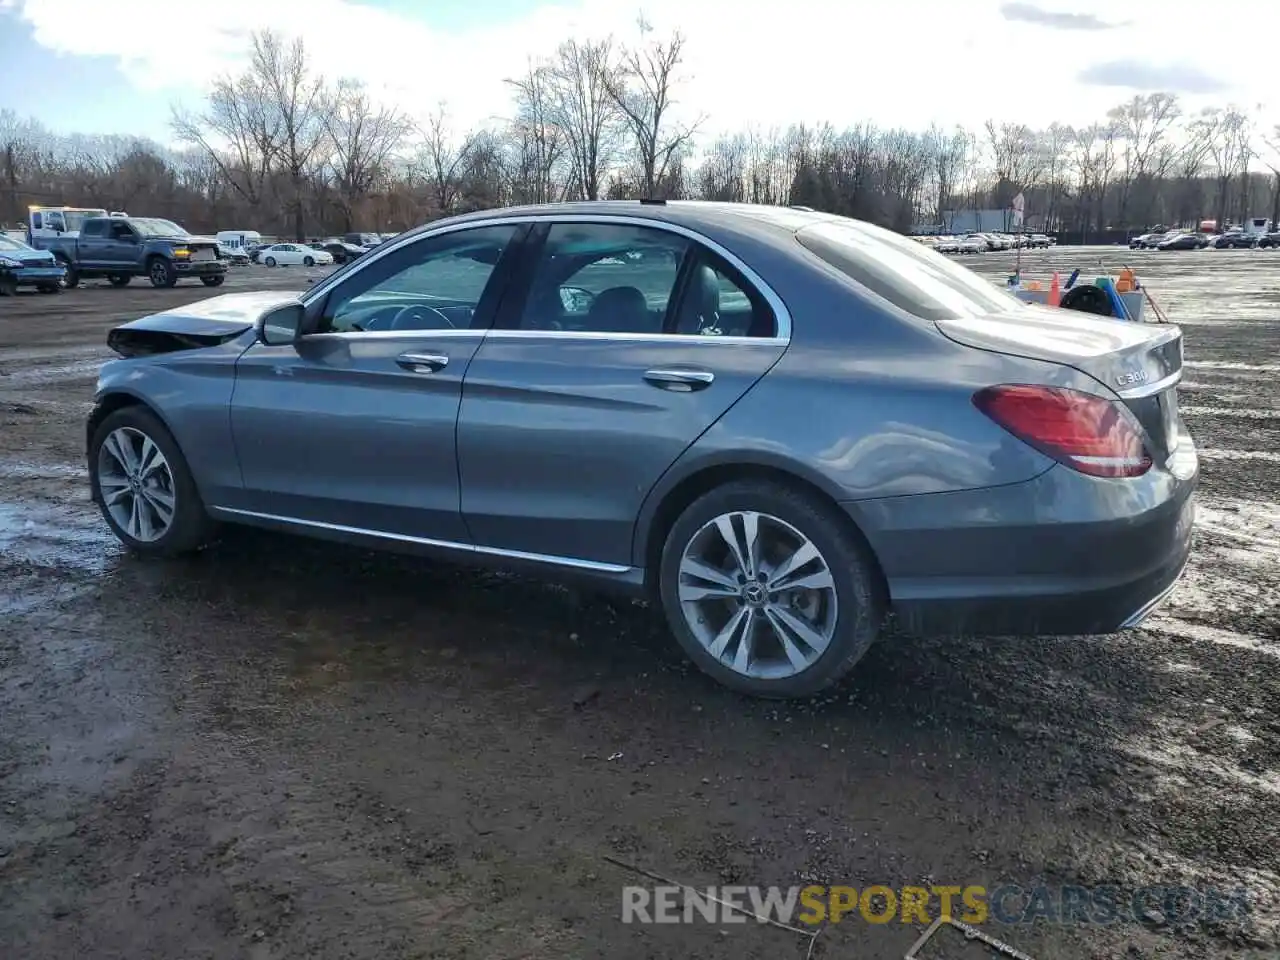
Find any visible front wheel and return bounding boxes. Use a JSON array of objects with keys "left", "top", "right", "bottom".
[
  {"left": 37, "top": 284, "right": 60, "bottom": 294},
  {"left": 149, "top": 258, "right": 176, "bottom": 288},
  {"left": 201, "top": 275, "right": 225, "bottom": 287},
  {"left": 303, "top": 255, "right": 314, "bottom": 267},
  {"left": 658, "top": 481, "right": 883, "bottom": 699},
  {"left": 59, "top": 261, "right": 79, "bottom": 288},
  {"left": 89, "top": 406, "right": 215, "bottom": 556}
]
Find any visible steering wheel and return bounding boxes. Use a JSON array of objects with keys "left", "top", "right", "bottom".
[{"left": 389, "top": 304, "right": 455, "bottom": 330}]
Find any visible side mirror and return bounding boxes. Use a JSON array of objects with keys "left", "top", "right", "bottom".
[{"left": 256, "top": 303, "right": 304, "bottom": 346}]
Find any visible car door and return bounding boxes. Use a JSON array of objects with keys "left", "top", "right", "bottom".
[
  {"left": 103, "top": 220, "right": 140, "bottom": 270},
  {"left": 226, "top": 223, "right": 526, "bottom": 543},
  {"left": 456, "top": 218, "right": 789, "bottom": 568}
]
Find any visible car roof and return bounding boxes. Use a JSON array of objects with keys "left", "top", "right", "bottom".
[{"left": 409, "top": 200, "right": 836, "bottom": 246}]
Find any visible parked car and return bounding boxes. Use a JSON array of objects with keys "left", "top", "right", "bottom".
[
  {"left": 342, "top": 232, "right": 384, "bottom": 249},
  {"left": 27, "top": 216, "right": 226, "bottom": 289},
  {"left": 1253, "top": 231, "right": 1280, "bottom": 248},
  {"left": 955, "top": 234, "right": 988, "bottom": 254},
  {"left": 0, "top": 233, "right": 66, "bottom": 294},
  {"left": 1212, "top": 231, "right": 1257, "bottom": 249},
  {"left": 218, "top": 243, "right": 251, "bottom": 265},
  {"left": 934, "top": 236, "right": 959, "bottom": 253},
  {"left": 1156, "top": 232, "right": 1208, "bottom": 251},
  {"left": 85, "top": 200, "right": 1197, "bottom": 699},
  {"left": 1027, "top": 234, "right": 1051, "bottom": 248},
  {"left": 312, "top": 240, "right": 367, "bottom": 264},
  {"left": 259, "top": 243, "right": 334, "bottom": 267}
]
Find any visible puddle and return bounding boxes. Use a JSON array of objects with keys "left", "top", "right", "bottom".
[
  {"left": 1144, "top": 617, "right": 1279, "bottom": 659},
  {"left": 0, "top": 359, "right": 104, "bottom": 386},
  {"left": 1181, "top": 406, "right": 1280, "bottom": 420},
  {"left": 0, "top": 460, "right": 88, "bottom": 481},
  {"left": 1184, "top": 361, "right": 1280, "bottom": 373},
  {"left": 0, "top": 500, "right": 119, "bottom": 572},
  {"left": 1199, "top": 448, "right": 1280, "bottom": 463},
  {"left": 1121, "top": 733, "right": 1280, "bottom": 795}
]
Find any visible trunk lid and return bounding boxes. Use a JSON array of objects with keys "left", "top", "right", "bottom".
[{"left": 936, "top": 309, "right": 1185, "bottom": 462}]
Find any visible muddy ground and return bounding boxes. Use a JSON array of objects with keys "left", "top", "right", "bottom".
[{"left": 0, "top": 251, "right": 1277, "bottom": 960}]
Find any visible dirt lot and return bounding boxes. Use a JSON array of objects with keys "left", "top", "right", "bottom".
[{"left": 1, "top": 252, "right": 1277, "bottom": 960}]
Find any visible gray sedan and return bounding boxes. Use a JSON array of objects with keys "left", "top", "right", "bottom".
[{"left": 86, "top": 201, "right": 1198, "bottom": 699}]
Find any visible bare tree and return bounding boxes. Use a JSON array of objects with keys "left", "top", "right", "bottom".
[
  {"left": 323, "top": 79, "right": 412, "bottom": 231},
  {"left": 604, "top": 20, "right": 703, "bottom": 198},
  {"left": 546, "top": 38, "right": 622, "bottom": 200},
  {"left": 928, "top": 125, "right": 970, "bottom": 228},
  {"left": 505, "top": 60, "right": 565, "bottom": 204},
  {"left": 251, "top": 31, "right": 328, "bottom": 240},
  {"left": 415, "top": 104, "right": 476, "bottom": 215},
  {"left": 171, "top": 67, "right": 281, "bottom": 212}
]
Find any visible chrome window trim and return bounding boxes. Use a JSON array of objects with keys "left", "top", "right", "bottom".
[
  {"left": 208, "top": 506, "right": 632, "bottom": 573},
  {"left": 300, "top": 213, "right": 794, "bottom": 343},
  {"left": 301, "top": 328, "right": 786, "bottom": 347}
]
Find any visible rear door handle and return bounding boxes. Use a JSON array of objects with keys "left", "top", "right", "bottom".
[
  {"left": 396, "top": 352, "right": 449, "bottom": 373},
  {"left": 643, "top": 368, "right": 715, "bottom": 392}
]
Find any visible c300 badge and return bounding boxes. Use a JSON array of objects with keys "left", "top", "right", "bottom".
[{"left": 1116, "top": 369, "right": 1150, "bottom": 387}]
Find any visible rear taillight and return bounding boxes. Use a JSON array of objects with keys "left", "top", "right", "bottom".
[{"left": 973, "top": 384, "right": 1152, "bottom": 478}]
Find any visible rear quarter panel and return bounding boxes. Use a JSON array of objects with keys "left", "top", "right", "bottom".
[{"left": 630, "top": 224, "right": 1110, "bottom": 565}]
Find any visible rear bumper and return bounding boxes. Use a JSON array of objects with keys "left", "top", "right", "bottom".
[{"left": 848, "top": 437, "right": 1198, "bottom": 637}]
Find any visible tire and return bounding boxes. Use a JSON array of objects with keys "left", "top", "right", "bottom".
[
  {"left": 148, "top": 257, "right": 176, "bottom": 288},
  {"left": 59, "top": 260, "right": 79, "bottom": 288},
  {"left": 265, "top": 256, "right": 277, "bottom": 267},
  {"left": 37, "top": 284, "right": 60, "bottom": 294},
  {"left": 88, "top": 406, "right": 216, "bottom": 557},
  {"left": 0, "top": 277, "right": 16, "bottom": 296},
  {"left": 108, "top": 274, "right": 131, "bottom": 288},
  {"left": 657, "top": 480, "right": 884, "bottom": 699},
  {"left": 201, "top": 275, "right": 225, "bottom": 287},
  {"left": 303, "top": 255, "right": 314, "bottom": 267}
]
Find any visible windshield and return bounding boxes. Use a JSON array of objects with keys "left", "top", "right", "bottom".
[
  {"left": 0, "top": 235, "right": 33, "bottom": 252},
  {"left": 796, "top": 218, "right": 1023, "bottom": 322},
  {"left": 131, "top": 218, "right": 189, "bottom": 238}
]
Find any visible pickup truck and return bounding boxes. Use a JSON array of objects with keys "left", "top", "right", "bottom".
[{"left": 30, "top": 216, "right": 226, "bottom": 289}]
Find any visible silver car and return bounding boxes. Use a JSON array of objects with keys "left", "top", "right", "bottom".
[{"left": 87, "top": 201, "right": 1198, "bottom": 699}]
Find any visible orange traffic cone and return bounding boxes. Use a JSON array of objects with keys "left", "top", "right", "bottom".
[{"left": 1048, "top": 271, "right": 1061, "bottom": 307}]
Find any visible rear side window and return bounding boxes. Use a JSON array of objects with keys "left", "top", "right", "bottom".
[
  {"left": 796, "top": 219, "right": 1022, "bottom": 323},
  {"left": 81, "top": 219, "right": 106, "bottom": 238}
]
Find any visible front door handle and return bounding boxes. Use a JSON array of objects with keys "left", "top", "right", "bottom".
[
  {"left": 396, "top": 352, "right": 449, "bottom": 373},
  {"left": 643, "top": 368, "right": 715, "bottom": 392}
]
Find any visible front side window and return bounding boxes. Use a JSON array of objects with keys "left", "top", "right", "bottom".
[
  {"left": 319, "top": 225, "right": 518, "bottom": 334},
  {"left": 517, "top": 223, "right": 688, "bottom": 334},
  {"left": 797, "top": 218, "right": 1022, "bottom": 323}
]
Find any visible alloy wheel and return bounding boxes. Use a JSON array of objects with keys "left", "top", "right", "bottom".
[
  {"left": 677, "top": 511, "right": 838, "bottom": 680},
  {"left": 96, "top": 426, "right": 177, "bottom": 542}
]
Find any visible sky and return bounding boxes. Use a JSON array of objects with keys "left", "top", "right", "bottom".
[{"left": 0, "top": 0, "right": 1275, "bottom": 146}]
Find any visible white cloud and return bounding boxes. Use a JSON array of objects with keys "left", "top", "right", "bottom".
[{"left": 7, "top": 0, "right": 1280, "bottom": 139}]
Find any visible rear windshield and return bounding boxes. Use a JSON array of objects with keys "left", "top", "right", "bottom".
[{"left": 796, "top": 219, "right": 1023, "bottom": 322}]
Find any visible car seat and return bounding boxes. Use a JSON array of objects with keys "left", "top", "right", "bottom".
[{"left": 587, "top": 285, "right": 652, "bottom": 334}]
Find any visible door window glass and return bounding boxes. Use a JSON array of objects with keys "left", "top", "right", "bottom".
[
  {"left": 517, "top": 223, "right": 688, "bottom": 334},
  {"left": 320, "top": 225, "right": 518, "bottom": 334},
  {"left": 671, "top": 253, "right": 777, "bottom": 338}
]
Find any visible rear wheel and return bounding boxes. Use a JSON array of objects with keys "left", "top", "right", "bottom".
[
  {"left": 37, "top": 284, "right": 60, "bottom": 294},
  {"left": 89, "top": 406, "right": 215, "bottom": 556},
  {"left": 658, "top": 480, "right": 883, "bottom": 699},
  {"left": 108, "top": 274, "right": 131, "bottom": 288},
  {"left": 201, "top": 275, "right": 225, "bottom": 287},
  {"left": 148, "top": 257, "right": 176, "bottom": 288},
  {"left": 264, "top": 256, "right": 277, "bottom": 267}
]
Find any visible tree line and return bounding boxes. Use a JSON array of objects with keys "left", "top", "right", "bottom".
[{"left": 2, "top": 25, "right": 1277, "bottom": 242}]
